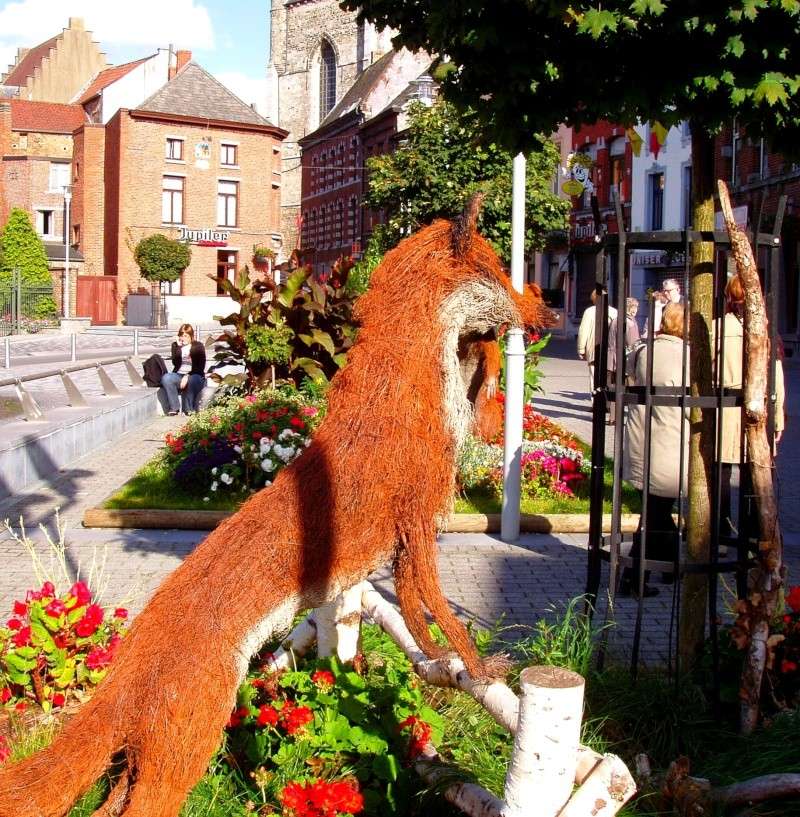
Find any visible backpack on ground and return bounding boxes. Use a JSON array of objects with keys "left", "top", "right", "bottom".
[{"left": 142, "top": 354, "right": 168, "bottom": 387}]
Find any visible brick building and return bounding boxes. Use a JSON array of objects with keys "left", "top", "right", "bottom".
[
  {"left": 298, "top": 51, "right": 432, "bottom": 273},
  {"left": 0, "top": 98, "right": 87, "bottom": 312},
  {"left": 72, "top": 61, "right": 287, "bottom": 324},
  {"left": 267, "top": 0, "right": 395, "bottom": 250}
]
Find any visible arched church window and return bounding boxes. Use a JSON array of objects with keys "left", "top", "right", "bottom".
[{"left": 319, "top": 40, "right": 337, "bottom": 120}]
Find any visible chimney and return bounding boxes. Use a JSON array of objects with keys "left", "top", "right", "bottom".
[
  {"left": 167, "top": 44, "right": 175, "bottom": 80},
  {"left": 176, "top": 50, "right": 192, "bottom": 73},
  {"left": 68, "top": 17, "right": 85, "bottom": 31}
]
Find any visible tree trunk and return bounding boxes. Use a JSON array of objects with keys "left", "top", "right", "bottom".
[
  {"left": 717, "top": 180, "right": 784, "bottom": 734},
  {"left": 680, "top": 125, "right": 716, "bottom": 670}
]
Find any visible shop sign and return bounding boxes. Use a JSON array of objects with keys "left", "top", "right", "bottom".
[
  {"left": 178, "top": 227, "right": 230, "bottom": 247},
  {"left": 572, "top": 221, "right": 595, "bottom": 242},
  {"left": 631, "top": 249, "right": 686, "bottom": 268}
]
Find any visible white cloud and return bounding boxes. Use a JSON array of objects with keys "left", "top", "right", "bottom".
[
  {"left": 0, "top": 42, "right": 16, "bottom": 75},
  {"left": 214, "top": 70, "right": 268, "bottom": 115},
  {"left": 0, "top": 0, "right": 214, "bottom": 54}
]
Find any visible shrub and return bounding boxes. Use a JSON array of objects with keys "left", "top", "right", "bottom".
[
  {"left": 1, "top": 579, "right": 127, "bottom": 713},
  {"left": 163, "top": 388, "right": 322, "bottom": 498},
  {"left": 134, "top": 234, "right": 191, "bottom": 284},
  {"left": 0, "top": 209, "right": 51, "bottom": 287}
]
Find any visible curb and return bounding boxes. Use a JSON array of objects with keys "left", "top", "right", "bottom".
[{"left": 83, "top": 507, "right": 642, "bottom": 534}]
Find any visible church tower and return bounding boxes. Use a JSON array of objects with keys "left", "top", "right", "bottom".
[{"left": 267, "top": 0, "right": 393, "bottom": 252}]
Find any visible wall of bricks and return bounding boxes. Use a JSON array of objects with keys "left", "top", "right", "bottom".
[
  {"left": 72, "top": 125, "right": 105, "bottom": 275},
  {"left": 89, "top": 110, "right": 283, "bottom": 322}
]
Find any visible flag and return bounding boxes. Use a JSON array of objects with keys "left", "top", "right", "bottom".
[
  {"left": 626, "top": 127, "right": 643, "bottom": 157},
  {"left": 650, "top": 120, "right": 668, "bottom": 158}
]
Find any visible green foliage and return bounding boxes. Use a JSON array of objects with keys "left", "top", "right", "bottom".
[
  {"left": 345, "top": 230, "right": 389, "bottom": 297},
  {"left": 134, "top": 234, "right": 191, "bottom": 284},
  {"left": 365, "top": 101, "right": 569, "bottom": 261},
  {"left": 0, "top": 209, "right": 51, "bottom": 287},
  {"left": 499, "top": 331, "right": 551, "bottom": 403},
  {"left": 210, "top": 254, "right": 359, "bottom": 390},
  {"left": 344, "top": 0, "right": 800, "bottom": 158}
]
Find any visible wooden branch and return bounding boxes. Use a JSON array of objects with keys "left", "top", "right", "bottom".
[
  {"left": 315, "top": 582, "right": 363, "bottom": 662},
  {"left": 711, "top": 774, "right": 800, "bottom": 808},
  {"left": 557, "top": 754, "right": 636, "bottom": 817}
]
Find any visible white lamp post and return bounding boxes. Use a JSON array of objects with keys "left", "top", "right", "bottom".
[{"left": 62, "top": 184, "right": 73, "bottom": 319}]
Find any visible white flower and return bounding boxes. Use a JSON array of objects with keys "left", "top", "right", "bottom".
[
  {"left": 203, "top": 497, "right": 210, "bottom": 502},
  {"left": 210, "top": 481, "right": 218, "bottom": 492},
  {"left": 259, "top": 437, "right": 272, "bottom": 450},
  {"left": 273, "top": 444, "right": 295, "bottom": 462},
  {"left": 260, "top": 458, "right": 275, "bottom": 472},
  {"left": 211, "top": 467, "right": 218, "bottom": 475},
  {"left": 263, "top": 480, "right": 272, "bottom": 487},
  {"left": 304, "top": 438, "right": 312, "bottom": 448},
  {"left": 234, "top": 445, "right": 242, "bottom": 454},
  {"left": 220, "top": 472, "right": 233, "bottom": 485},
  {"left": 278, "top": 429, "right": 299, "bottom": 442}
]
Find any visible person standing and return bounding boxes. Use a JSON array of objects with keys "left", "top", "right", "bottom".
[
  {"left": 577, "top": 290, "right": 617, "bottom": 394},
  {"left": 606, "top": 297, "right": 640, "bottom": 425},
  {"left": 621, "top": 302, "right": 689, "bottom": 597},
  {"left": 651, "top": 276, "right": 682, "bottom": 334},
  {"left": 161, "top": 323, "right": 207, "bottom": 415}
]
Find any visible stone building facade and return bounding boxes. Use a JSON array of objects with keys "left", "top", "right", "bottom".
[
  {"left": 267, "top": 0, "right": 393, "bottom": 251},
  {"left": 1, "top": 17, "right": 107, "bottom": 104}
]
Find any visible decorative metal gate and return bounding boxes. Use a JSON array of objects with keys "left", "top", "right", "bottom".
[
  {"left": 0, "top": 268, "right": 59, "bottom": 335},
  {"left": 584, "top": 194, "right": 785, "bottom": 692}
]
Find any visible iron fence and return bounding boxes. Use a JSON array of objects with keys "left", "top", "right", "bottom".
[{"left": 0, "top": 268, "right": 60, "bottom": 336}]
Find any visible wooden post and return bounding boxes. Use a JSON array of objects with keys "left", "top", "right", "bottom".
[{"left": 502, "top": 666, "right": 585, "bottom": 817}]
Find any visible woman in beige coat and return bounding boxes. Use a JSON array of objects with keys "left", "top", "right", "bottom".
[
  {"left": 621, "top": 302, "right": 689, "bottom": 597},
  {"left": 718, "top": 274, "right": 785, "bottom": 538}
]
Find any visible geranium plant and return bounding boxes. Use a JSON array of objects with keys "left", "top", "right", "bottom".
[
  {"left": 0, "top": 580, "right": 127, "bottom": 713},
  {"left": 223, "top": 629, "right": 443, "bottom": 816}
]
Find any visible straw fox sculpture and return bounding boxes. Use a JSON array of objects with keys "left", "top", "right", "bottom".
[{"left": 0, "top": 202, "right": 552, "bottom": 817}]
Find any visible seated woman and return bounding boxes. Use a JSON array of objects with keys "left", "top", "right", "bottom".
[
  {"left": 621, "top": 302, "right": 689, "bottom": 597},
  {"left": 161, "top": 323, "right": 206, "bottom": 415}
]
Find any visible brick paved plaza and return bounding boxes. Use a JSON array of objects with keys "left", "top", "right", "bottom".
[{"left": 1, "top": 337, "right": 798, "bottom": 669}]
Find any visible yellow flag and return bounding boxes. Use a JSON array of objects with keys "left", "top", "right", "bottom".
[
  {"left": 626, "top": 128, "right": 643, "bottom": 157},
  {"left": 652, "top": 120, "right": 668, "bottom": 146}
]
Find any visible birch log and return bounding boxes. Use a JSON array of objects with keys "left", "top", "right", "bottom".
[
  {"left": 717, "top": 180, "right": 784, "bottom": 735},
  {"left": 270, "top": 616, "right": 317, "bottom": 670},
  {"left": 557, "top": 754, "right": 636, "bottom": 817},
  {"left": 502, "top": 667, "right": 584, "bottom": 817},
  {"left": 315, "top": 583, "right": 364, "bottom": 662}
]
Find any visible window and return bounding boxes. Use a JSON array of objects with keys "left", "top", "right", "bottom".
[
  {"left": 74, "top": 162, "right": 80, "bottom": 181},
  {"left": 319, "top": 40, "right": 337, "bottom": 120},
  {"left": 36, "top": 209, "right": 56, "bottom": 239},
  {"left": 49, "top": 162, "right": 71, "bottom": 193},
  {"left": 163, "top": 276, "right": 182, "bottom": 295},
  {"left": 217, "top": 180, "right": 239, "bottom": 227},
  {"left": 216, "top": 250, "right": 238, "bottom": 295},
  {"left": 682, "top": 165, "right": 692, "bottom": 229},
  {"left": 221, "top": 143, "right": 238, "bottom": 167},
  {"left": 609, "top": 136, "right": 626, "bottom": 203},
  {"left": 162, "top": 175, "right": 184, "bottom": 224},
  {"left": 649, "top": 172, "right": 664, "bottom": 231},
  {"left": 165, "top": 138, "right": 184, "bottom": 161},
  {"left": 72, "top": 224, "right": 80, "bottom": 246}
]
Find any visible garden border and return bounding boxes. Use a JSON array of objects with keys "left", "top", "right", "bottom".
[{"left": 82, "top": 506, "right": 641, "bottom": 534}]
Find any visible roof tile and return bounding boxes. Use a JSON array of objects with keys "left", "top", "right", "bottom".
[{"left": 10, "top": 99, "right": 85, "bottom": 133}]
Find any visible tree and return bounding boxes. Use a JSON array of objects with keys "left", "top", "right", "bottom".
[
  {"left": 365, "top": 100, "right": 569, "bottom": 262},
  {"left": 343, "top": 0, "right": 800, "bottom": 670},
  {"left": 134, "top": 233, "right": 191, "bottom": 284},
  {"left": 0, "top": 208, "right": 51, "bottom": 286}
]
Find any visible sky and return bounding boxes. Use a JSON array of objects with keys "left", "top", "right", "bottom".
[{"left": 0, "top": 0, "right": 271, "bottom": 113}]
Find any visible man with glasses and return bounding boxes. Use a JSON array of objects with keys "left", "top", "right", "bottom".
[{"left": 651, "top": 277, "right": 682, "bottom": 334}]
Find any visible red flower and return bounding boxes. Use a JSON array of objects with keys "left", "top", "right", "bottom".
[
  {"left": 283, "top": 704, "right": 313, "bottom": 735},
  {"left": 52, "top": 693, "right": 65, "bottom": 708},
  {"left": 14, "top": 702, "right": 26, "bottom": 712},
  {"left": 781, "top": 659, "right": 798, "bottom": 674},
  {"left": 45, "top": 599, "right": 66, "bottom": 618},
  {"left": 0, "top": 735, "right": 10, "bottom": 764},
  {"left": 252, "top": 431, "right": 263, "bottom": 441},
  {"left": 199, "top": 438, "right": 210, "bottom": 448},
  {"left": 25, "top": 590, "right": 43, "bottom": 603},
  {"left": 54, "top": 633, "right": 69, "bottom": 649},
  {"left": 0, "top": 687, "right": 11, "bottom": 703},
  {"left": 256, "top": 410, "right": 271, "bottom": 422},
  {"left": 12, "top": 601, "right": 27, "bottom": 617},
  {"left": 11, "top": 626, "right": 31, "bottom": 648},
  {"left": 311, "top": 669, "right": 335, "bottom": 689},
  {"left": 786, "top": 586, "right": 800, "bottom": 613},
  {"left": 256, "top": 704, "right": 279, "bottom": 727},
  {"left": 290, "top": 417, "right": 305, "bottom": 430},
  {"left": 113, "top": 608, "right": 128, "bottom": 620},
  {"left": 40, "top": 581, "right": 55, "bottom": 598},
  {"left": 280, "top": 779, "right": 364, "bottom": 817},
  {"left": 85, "top": 646, "right": 113, "bottom": 670},
  {"left": 66, "top": 581, "right": 92, "bottom": 610},
  {"left": 234, "top": 423, "right": 244, "bottom": 432},
  {"left": 227, "top": 705, "right": 251, "bottom": 729},
  {"left": 399, "top": 715, "right": 432, "bottom": 760},
  {"left": 6, "top": 618, "right": 22, "bottom": 631},
  {"left": 75, "top": 603, "right": 104, "bottom": 637}
]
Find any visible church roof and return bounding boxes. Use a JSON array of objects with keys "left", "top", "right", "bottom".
[
  {"left": 3, "top": 35, "right": 59, "bottom": 87},
  {"left": 135, "top": 62, "right": 274, "bottom": 127},
  {"left": 318, "top": 50, "right": 396, "bottom": 128}
]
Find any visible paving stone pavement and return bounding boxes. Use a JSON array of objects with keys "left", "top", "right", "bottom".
[{"left": 0, "top": 340, "right": 798, "bottom": 670}]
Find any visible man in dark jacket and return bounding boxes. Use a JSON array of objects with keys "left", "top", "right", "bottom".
[{"left": 161, "top": 323, "right": 206, "bottom": 414}]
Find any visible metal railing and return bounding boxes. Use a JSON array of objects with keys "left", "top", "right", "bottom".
[
  {"left": 0, "top": 268, "right": 59, "bottom": 336},
  {"left": 0, "top": 354, "right": 158, "bottom": 422}
]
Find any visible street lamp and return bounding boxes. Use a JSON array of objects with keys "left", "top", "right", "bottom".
[{"left": 62, "top": 184, "right": 72, "bottom": 318}]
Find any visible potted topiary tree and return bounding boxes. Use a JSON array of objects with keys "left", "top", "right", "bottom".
[{"left": 134, "top": 234, "right": 192, "bottom": 328}]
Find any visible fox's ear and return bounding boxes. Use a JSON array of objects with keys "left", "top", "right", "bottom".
[{"left": 451, "top": 192, "right": 485, "bottom": 259}]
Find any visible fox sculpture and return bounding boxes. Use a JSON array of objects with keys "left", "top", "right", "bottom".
[{"left": 0, "top": 202, "right": 552, "bottom": 817}]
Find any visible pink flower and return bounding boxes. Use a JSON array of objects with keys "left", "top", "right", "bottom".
[
  {"left": 85, "top": 647, "right": 113, "bottom": 670},
  {"left": 66, "top": 581, "right": 92, "bottom": 610},
  {"left": 12, "top": 601, "right": 27, "bottom": 617},
  {"left": 6, "top": 618, "right": 22, "bottom": 631},
  {"left": 75, "top": 604, "right": 104, "bottom": 637},
  {"left": 113, "top": 608, "right": 128, "bottom": 620},
  {"left": 25, "top": 590, "right": 43, "bottom": 603},
  {"left": 11, "top": 627, "right": 31, "bottom": 648},
  {"left": 40, "top": 581, "right": 55, "bottom": 598},
  {"left": 301, "top": 406, "right": 318, "bottom": 417},
  {"left": 45, "top": 599, "right": 66, "bottom": 618}
]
